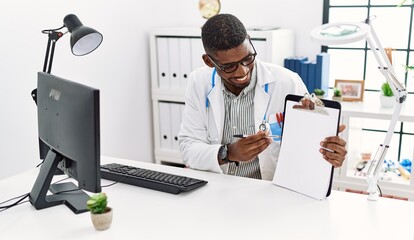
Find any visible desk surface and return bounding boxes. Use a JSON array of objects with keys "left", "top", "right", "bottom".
[{"left": 1, "top": 156, "right": 414, "bottom": 240}]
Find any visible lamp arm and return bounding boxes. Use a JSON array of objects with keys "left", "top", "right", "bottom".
[
  {"left": 366, "top": 103, "right": 403, "bottom": 200},
  {"left": 363, "top": 19, "right": 408, "bottom": 201},
  {"left": 32, "top": 28, "right": 66, "bottom": 104},
  {"left": 365, "top": 19, "right": 408, "bottom": 102},
  {"left": 43, "top": 30, "right": 65, "bottom": 74}
]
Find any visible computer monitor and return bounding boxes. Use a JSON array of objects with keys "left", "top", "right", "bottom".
[{"left": 29, "top": 72, "right": 101, "bottom": 214}]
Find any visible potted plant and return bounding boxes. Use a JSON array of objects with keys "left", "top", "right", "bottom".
[
  {"left": 314, "top": 88, "right": 325, "bottom": 99},
  {"left": 380, "top": 82, "right": 395, "bottom": 108},
  {"left": 332, "top": 87, "right": 342, "bottom": 102},
  {"left": 87, "top": 192, "right": 113, "bottom": 231}
]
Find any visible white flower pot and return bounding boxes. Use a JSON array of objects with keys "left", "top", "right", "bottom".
[
  {"left": 379, "top": 95, "right": 395, "bottom": 108},
  {"left": 90, "top": 207, "right": 113, "bottom": 231},
  {"left": 332, "top": 96, "right": 342, "bottom": 102}
]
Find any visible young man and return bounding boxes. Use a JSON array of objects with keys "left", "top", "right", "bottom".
[{"left": 178, "top": 14, "right": 347, "bottom": 181}]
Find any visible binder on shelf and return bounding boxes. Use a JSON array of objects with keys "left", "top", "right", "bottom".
[
  {"left": 294, "top": 56, "right": 308, "bottom": 74},
  {"left": 299, "top": 61, "right": 309, "bottom": 87},
  {"left": 158, "top": 102, "right": 172, "bottom": 150},
  {"left": 307, "top": 61, "right": 317, "bottom": 93},
  {"left": 273, "top": 94, "right": 341, "bottom": 200},
  {"left": 170, "top": 103, "right": 184, "bottom": 151},
  {"left": 168, "top": 38, "right": 181, "bottom": 90},
  {"left": 179, "top": 38, "right": 192, "bottom": 91},
  {"left": 251, "top": 39, "right": 266, "bottom": 62},
  {"left": 190, "top": 38, "right": 205, "bottom": 70},
  {"left": 284, "top": 56, "right": 294, "bottom": 71},
  {"left": 156, "top": 37, "right": 171, "bottom": 89},
  {"left": 315, "top": 53, "right": 330, "bottom": 94}
]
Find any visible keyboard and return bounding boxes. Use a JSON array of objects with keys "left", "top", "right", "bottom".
[{"left": 100, "top": 163, "right": 208, "bottom": 194}]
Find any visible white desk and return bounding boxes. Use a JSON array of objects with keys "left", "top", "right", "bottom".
[{"left": 1, "top": 156, "right": 414, "bottom": 240}]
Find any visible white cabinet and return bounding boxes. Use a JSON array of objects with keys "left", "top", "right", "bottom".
[
  {"left": 149, "top": 27, "right": 294, "bottom": 165},
  {"left": 334, "top": 91, "right": 414, "bottom": 201}
]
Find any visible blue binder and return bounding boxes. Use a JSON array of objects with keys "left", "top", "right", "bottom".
[
  {"left": 315, "top": 53, "right": 330, "bottom": 93},
  {"left": 307, "top": 61, "right": 317, "bottom": 93}
]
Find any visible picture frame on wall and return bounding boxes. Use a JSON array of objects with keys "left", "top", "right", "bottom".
[{"left": 334, "top": 79, "right": 364, "bottom": 102}]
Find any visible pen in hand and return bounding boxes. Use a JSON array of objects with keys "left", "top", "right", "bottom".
[{"left": 233, "top": 134, "right": 281, "bottom": 139}]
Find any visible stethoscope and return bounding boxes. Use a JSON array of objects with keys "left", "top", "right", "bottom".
[{"left": 206, "top": 68, "right": 270, "bottom": 143}]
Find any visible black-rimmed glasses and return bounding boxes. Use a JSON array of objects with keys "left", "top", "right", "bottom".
[{"left": 207, "top": 39, "right": 257, "bottom": 74}]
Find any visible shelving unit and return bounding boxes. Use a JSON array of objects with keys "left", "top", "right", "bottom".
[
  {"left": 149, "top": 27, "right": 295, "bottom": 166},
  {"left": 333, "top": 91, "right": 414, "bottom": 201}
]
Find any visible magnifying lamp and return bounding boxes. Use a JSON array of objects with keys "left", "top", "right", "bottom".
[{"left": 310, "top": 16, "right": 408, "bottom": 201}]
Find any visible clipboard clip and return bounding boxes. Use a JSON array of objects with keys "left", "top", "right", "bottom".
[{"left": 292, "top": 93, "right": 329, "bottom": 115}]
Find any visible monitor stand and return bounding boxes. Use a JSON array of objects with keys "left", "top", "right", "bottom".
[{"left": 29, "top": 149, "right": 90, "bottom": 214}]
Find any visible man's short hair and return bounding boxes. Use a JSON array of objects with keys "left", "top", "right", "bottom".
[{"left": 201, "top": 14, "right": 247, "bottom": 54}]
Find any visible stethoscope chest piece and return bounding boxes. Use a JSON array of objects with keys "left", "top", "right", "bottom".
[{"left": 259, "top": 120, "right": 270, "bottom": 132}]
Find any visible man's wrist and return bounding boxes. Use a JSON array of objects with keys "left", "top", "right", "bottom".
[{"left": 218, "top": 144, "right": 239, "bottom": 166}]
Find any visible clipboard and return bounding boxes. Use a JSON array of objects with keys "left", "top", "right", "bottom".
[{"left": 272, "top": 94, "right": 341, "bottom": 200}]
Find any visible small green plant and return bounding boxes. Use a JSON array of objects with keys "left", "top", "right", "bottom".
[
  {"left": 87, "top": 192, "right": 108, "bottom": 214},
  {"left": 381, "top": 82, "right": 394, "bottom": 97},
  {"left": 333, "top": 88, "right": 342, "bottom": 97},
  {"left": 314, "top": 89, "right": 325, "bottom": 96}
]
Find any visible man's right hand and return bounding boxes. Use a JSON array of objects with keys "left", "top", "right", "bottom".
[{"left": 227, "top": 131, "right": 272, "bottom": 163}]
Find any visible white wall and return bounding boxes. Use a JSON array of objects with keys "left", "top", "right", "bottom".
[{"left": 0, "top": 0, "right": 323, "bottom": 180}]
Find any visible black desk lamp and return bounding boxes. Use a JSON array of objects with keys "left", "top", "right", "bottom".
[
  {"left": 32, "top": 14, "right": 103, "bottom": 160},
  {"left": 32, "top": 14, "right": 103, "bottom": 102}
]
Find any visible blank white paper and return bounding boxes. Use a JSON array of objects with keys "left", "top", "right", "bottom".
[{"left": 272, "top": 100, "right": 340, "bottom": 200}]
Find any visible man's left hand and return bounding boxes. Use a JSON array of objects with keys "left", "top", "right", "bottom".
[{"left": 320, "top": 124, "right": 347, "bottom": 167}]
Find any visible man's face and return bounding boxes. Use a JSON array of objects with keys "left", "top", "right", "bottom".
[{"left": 204, "top": 39, "right": 256, "bottom": 95}]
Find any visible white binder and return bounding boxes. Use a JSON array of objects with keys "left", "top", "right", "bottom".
[
  {"left": 158, "top": 102, "right": 172, "bottom": 150},
  {"left": 190, "top": 38, "right": 205, "bottom": 70},
  {"left": 170, "top": 103, "right": 184, "bottom": 151},
  {"left": 156, "top": 37, "right": 170, "bottom": 89},
  {"left": 251, "top": 39, "right": 267, "bottom": 62},
  {"left": 168, "top": 38, "right": 180, "bottom": 90},
  {"left": 179, "top": 38, "right": 192, "bottom": 91}
]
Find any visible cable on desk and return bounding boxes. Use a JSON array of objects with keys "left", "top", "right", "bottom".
[
  {"left": 0, "top": 193, "right": 29, "bottom": 211},
  {"left": 0, "top": 177, "right": 70, "bottom": 212},
  {"left": 101, "top": 175, "right": 129, "bottom": 188},
  {"left": 36, "top": 159, "right": 44, "bottom": 168},
  {"left": 377, "top": 184, "right": 383, "bottom": 197}
]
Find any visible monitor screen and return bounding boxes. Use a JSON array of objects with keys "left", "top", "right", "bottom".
[{"left": 29, "top": 72, "right": 101, "bottom": 214}]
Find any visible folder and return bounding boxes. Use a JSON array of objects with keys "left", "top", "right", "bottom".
[
  {"left": 294, "top": 56, "right": 308, "bottom": 74},
  {"left": 251, "top": 39, "right": 266, "bottom": 61},
  {"left": 307, "top": 61, "right": 317, "bottom": 93},
  {"left": 299, "top": 61, "right": 309, "bottom": 87},
  {"left": 315, "top": 53, "right": 330, "bottom": 94},
  {"left": 273, "top": 94, "right": 341, "bottom": 200},
  {"left": 168, "top": 38, "right": 180, "bottom": 90},
  {"left": 156, "top": 37, "right": 170, "bottom": 89},
  {"left": 158, "top": 102, "right": 172, "bottom": 150},
  {"left": 284, "top": 56, "right": 294, "bottom": 70},
  {"left": 170, "top": 102, "right": 184, "bottom": 151},
  {"left": 190, "top": 38, "right": 205, "bottom": 70},
  {"left": 179, "top": 38, "right": 192, "bottom": 91}
]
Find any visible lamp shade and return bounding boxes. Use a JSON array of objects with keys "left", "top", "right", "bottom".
[
  {"left": 63, "top": 14, "right": 103, "bottom": 56},
  {"left": 310, "top": 22, "right": 370, "bottom": 45}
]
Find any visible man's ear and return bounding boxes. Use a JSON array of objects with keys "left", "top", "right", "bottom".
[{"left": 202, "top": 54, "right": 214, "bottom": 68}]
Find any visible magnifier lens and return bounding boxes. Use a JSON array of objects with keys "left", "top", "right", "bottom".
[{"left": 320, "top": 24, "right": 361, "bottom": 38}]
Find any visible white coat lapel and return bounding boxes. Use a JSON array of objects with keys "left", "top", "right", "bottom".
[
  {"left": 207, "top": 76, "right": 224, "bottom": 143},
  {"left": 254, "top": 61, "right": 275, "bottom": 131}
]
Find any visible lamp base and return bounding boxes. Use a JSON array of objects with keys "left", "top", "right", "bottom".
[{"left": 368, "top": 191, "right": 380, "bottom": 201}]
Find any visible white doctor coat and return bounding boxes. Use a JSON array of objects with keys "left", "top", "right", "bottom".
[{"left": 178, "top": 60, "right": 308, "bottom": 180}]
